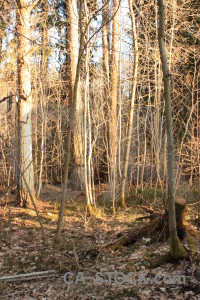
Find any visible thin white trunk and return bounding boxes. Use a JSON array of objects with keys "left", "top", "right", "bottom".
[
  {"left": 121, "top": 0, "right": 138, "bottom": 207},
  {"left": 16, "top": 0, "right": 35, "bottom": 205}
]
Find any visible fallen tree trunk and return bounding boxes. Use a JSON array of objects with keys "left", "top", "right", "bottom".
[
  {"left": 106, "top": 197, "right": 186, "bottom": 250},
  {"left": 0, "top": 270, "right": 57, "bottom": 282}
]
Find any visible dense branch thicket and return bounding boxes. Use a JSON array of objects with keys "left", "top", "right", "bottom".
[{"left": 0, "top": 0, "right": 199, "bottom": 214}]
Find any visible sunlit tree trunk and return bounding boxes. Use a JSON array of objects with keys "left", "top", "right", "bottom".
[
  {"left": 121, "top": 0, "right": 138, "bottom": 207},
  {"left": 158, "top": 0, "right": 185, "bottom": 258},
  {"left": 55, "top": 0, "right": 85, "bottom": 244},
  {"left": 37, "top": 12, "right": 48, "bottom": 197},
  {"left": 110, "top": 0, "right": 119, "bottom": 214},
  {"left": 16, "top": 0, "right": 35, "bottom": 206},
  {"left": 83, "top": 0, "right": 95, "bottom": 214},
  {"left": 101, "top": 0, "right": 110, "bottom": 182},
  {"left": 102, "top": 0, "right": 110, "bottom": 92},
  {"left": 66, "top": 0, "right": 84, "bottom": 190}
]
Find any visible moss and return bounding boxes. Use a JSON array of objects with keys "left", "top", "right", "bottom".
[
  {"left": 184, "top": 235, "right": 197, "bottom": 250},
  {"left": 169, "top": 236, "right": 187, "bottom": 259},
  {"left": 146, "top": 252, "right": 174, "bottom": 268},
  {"left": 4, "top": 255, "right": 13, "bottom": 273},
  {"left": 87, "top": 203, "right": 95, "bottom": 216},
  {"left": 107, "top": 288, "right": 138, "bottom": 299},
  {"left": 124, "top": 187, "right": 164, "bottom": 208},
  {"left": 40, "top": 249, "right": 50, "bottom": 258},
  {"left": 194, "top": 254, "right": 200, "bottom": 263},
  {"left": 184, "top": 234, "right": 200, "bottom": 262},
  {"left": 55, "top": 199, "right": 60, "bottom": 211},
  {"left": 123, "top": 261, "right": 136, "bottom": 273}
]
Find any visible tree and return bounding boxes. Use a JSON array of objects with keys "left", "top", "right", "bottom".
[
  {"left": 110, "top": 0, "right": 119, "bottom": 215},
  {"left": 16, "top": 0, "right": 36, "bottom": 206},
  {"left": 158, "top": 0, "right": 186, "bottom": 258},
  {"left": 121, "top": 0, "right": 138, "bottom": 208},
  {"left": 35, "top": 0, "right": 49, "bottom": 197},
  {"left": 65, "top": 0, "right": 84, "bottom": 190},
  {"left": 101, "top": 0, "right": 110, "bottom": 182},
  {"left": 54, "top": 0, "right": 86, "bottom": 244}
]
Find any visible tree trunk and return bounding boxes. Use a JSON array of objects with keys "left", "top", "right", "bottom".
[
  {"left": 65, "top": 0, "right": 84, "bottom": 190},
  {"left": 158, "top": 0, "right": 186, "bottom": 259},
  {"left": 16, "top": 0, "right": 35, "bottom": 206},
  {"left": 37, "top": 10, "right": 48, "bottom": 197},
  {"left": 102, "top": 0, "right": 110, "bottom": 92},
  {"left": 110, "top": 0, "right": 119, "bottom": 214},
  {"left": 121, "top": 0, "right": 138, "bottom": 208},
  {"left": 101, "top": 0, "right": 110, "bottom": 182},
  {"left": 55, "top": 0, "right": 85, "bottom": 244},
  {"left": 110, "top": 0, "right": 118, "bottom": 164}
]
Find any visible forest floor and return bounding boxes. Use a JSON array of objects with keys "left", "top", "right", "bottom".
[{"left": 0, "top": 184, "right": 200, "bottom": 299}]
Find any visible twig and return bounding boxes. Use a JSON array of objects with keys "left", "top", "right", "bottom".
[
  {"left": 71, "top": 238, "right": 80, "bottom": 268},
  {"left": 188, "top": 201, "right": 200, "bottom": 206},
  {"left": 99, "top": 235, "right": 125, "bottom": 249},
  {"left": 184, "top": 245, "right": 200, "bottom": 255},
  {"left": 0, "top": 95, "right": 14, "bottom": 104}
]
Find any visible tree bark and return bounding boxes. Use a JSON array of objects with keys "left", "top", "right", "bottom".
[
  {"left": 16, "top": 0, "right": 35, "bottom": 206},
  {"left": 121, "top": 0, "right": 138, "bottom": 208},
  {"left": 110, "top": 0, "right": 119, "bottom": 214},
  {"left": 55, "top": 0, "right": 85, "bottom": 244},
  {"left": 110, "top": 0, "right": 118, "bottom": 164},
  {"left": 37, "top": 8, "right": 48, "bottom": 197},
  {"left": 65, "top": 0, "right": 84, "bottom": 190},
  {"left": 158, "top": 0, "right": 186, "bottom": 258},
  {"left": 101, "top": 0, "right": 110, "bottom": 182}
]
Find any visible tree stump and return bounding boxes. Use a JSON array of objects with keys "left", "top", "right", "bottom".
[
  {"left": 175, "top": 197, "right": 186, "bottom": 239},
  {"left": 105, "top": 197, "right": 187, "bottom": 250}
]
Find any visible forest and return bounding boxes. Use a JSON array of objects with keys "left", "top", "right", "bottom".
[{"left": 0, "top": 0, "right": 200, "bottom": 299}]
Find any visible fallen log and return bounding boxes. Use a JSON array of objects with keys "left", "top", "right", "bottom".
[{"left": 0, "top": 270, "right": 57, "bottom": 282}]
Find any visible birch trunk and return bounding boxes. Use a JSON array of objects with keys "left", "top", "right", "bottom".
[
  {"left": 110, "top": 0, "right": 119, "bottom": 213},
  {"left": 16, "top": 0, "right": 35, "bottom": 206},
  {"left": 121, "top": 0, "right": 138, "bottom": 207},
  {"left": 110, "top": 0, "right": 118, "bottom": 163},
  {"left": 101, "top": 0, "right": 110, "bottom": 182}
]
